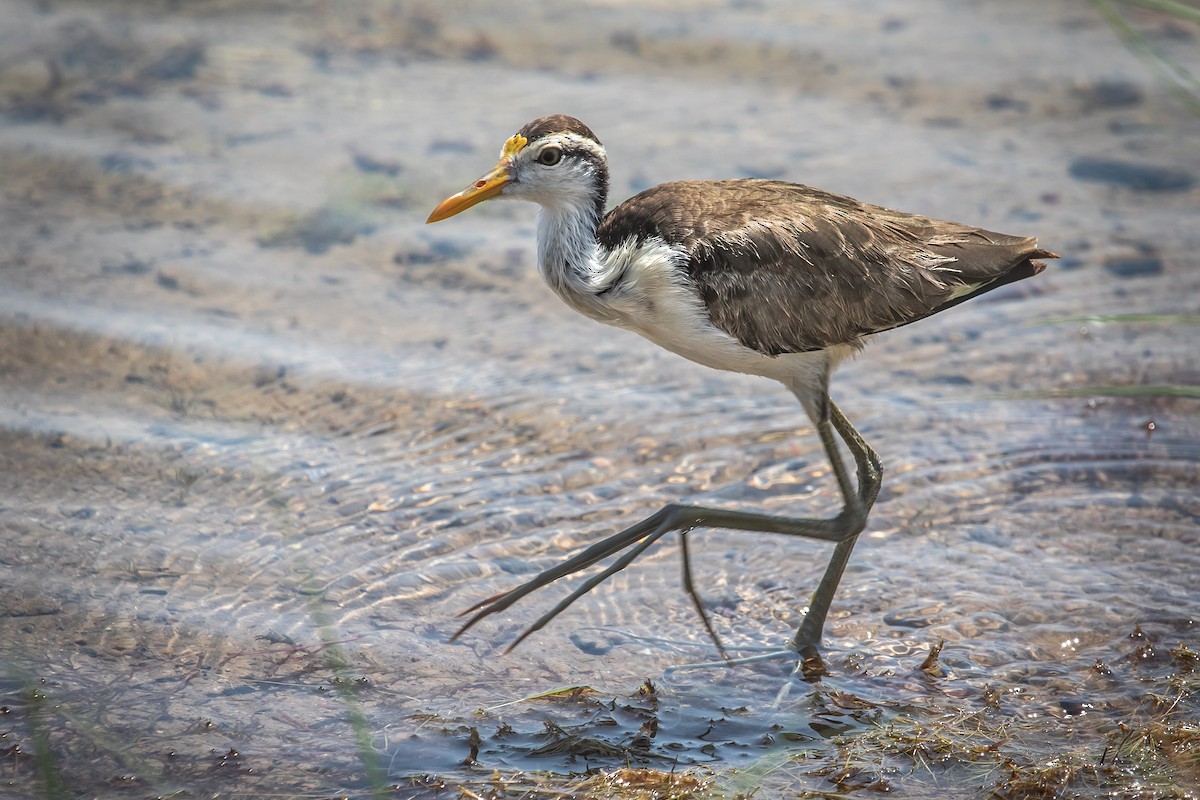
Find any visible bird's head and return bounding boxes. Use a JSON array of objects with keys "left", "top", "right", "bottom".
[{"left": 426, "top": 115, "right": 609, "bottom": 224}]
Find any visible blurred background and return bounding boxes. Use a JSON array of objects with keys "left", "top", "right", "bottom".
[{"left": 1, "top": 1, "right": 1197, "bottom": 797}]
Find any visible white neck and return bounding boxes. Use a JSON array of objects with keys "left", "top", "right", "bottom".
[{"left": 536, "top": 203, "right": 617, "bottom": 321}]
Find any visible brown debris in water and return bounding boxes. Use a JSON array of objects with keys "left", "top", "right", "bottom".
[{"left": 918, "top": 639, "right": 946, "bottom": 678}]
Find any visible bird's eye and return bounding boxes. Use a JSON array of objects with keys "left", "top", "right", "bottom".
[{"left": 537, "top": 147, "right": 563, "bottom": 166}]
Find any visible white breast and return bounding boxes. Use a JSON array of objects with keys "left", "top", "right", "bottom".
[{"left": 594, "top": 237, "right": 843, "bottom": 387}]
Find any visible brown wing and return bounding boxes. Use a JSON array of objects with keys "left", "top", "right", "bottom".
[{"left": 598, "top": 179, "right": 1054, "bottom": 356}]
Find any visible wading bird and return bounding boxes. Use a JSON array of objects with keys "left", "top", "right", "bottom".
[{"left": 427, "top": 115, "right": 1053, "bottom": 676}]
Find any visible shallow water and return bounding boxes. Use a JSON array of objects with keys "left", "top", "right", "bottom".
[{"left": 1, "top": 0, "right": 1198, "bottom": 796}]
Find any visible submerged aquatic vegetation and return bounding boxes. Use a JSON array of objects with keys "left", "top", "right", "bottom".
[{"left": 405, "top": 631, "right": 1200, "bottom": 800}]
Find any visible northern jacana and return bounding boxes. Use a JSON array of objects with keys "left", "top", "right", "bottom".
[{"left": 427, "top": 115, "right": 1054, "bottom": 676}]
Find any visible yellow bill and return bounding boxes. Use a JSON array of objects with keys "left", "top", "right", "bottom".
[{"left": 426, "top": 134, "right": 527, "bottom": 224}]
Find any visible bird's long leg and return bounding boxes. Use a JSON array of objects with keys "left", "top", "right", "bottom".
[
  {"left": 829, "top": 399, "right": 882, "bottom": 510},
  {"left": 454, "top": 394, "right": 877, "bottom": 669},
  {"left": 453, "top": 501, "right": 850, "bottom": 642},
  {"left": 784, "top": 409, "right": 869, "bottom": 667},
  {"left": 778, "top": 400, "right": 884, "bottom": 665},
  {"left": 668, "top": 399, "right": 883, "bottom": 677}
]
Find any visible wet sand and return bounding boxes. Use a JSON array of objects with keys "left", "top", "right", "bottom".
[{"left": 1, "top": 0, "right": 1198, "bottom": 796}]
